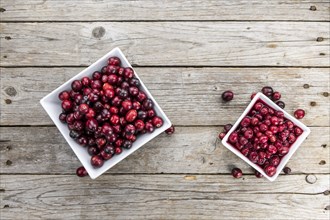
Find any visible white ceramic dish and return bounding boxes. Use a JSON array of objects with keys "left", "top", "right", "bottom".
[
  {"left": 40, "top": 47, "right": 172, "bottom": 179},
  {"left": 222, "top": 92, "right": 310, "bottom": 181}
]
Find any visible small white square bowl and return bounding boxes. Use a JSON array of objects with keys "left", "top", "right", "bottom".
[
  {"left": 40, "top": 47, "right": 172, "bottom": 179},
  {"left": 221, "top": 92, "right": 310, "bottom": 181}
]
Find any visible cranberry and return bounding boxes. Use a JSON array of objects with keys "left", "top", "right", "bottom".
[
  {"left": 283, "top": 167, "right": 291, "bottom": 175},
  {"left": 124, "top": 67, "right": 134, "bottom": 79},
  {"left": 126, "top": 109, "right": 137, "bottom": 122},
  {"left": 91, "top": 155, "right": 104, "bottom": 168},
  {"left": 264, "top": 165, "right": 276, "bottom": 177},
  {"left": 244, "top": 129, "right": 253, "bottom": 139},
  {"left": 106, "top": 65, "right": 119, "bottom": 75},
  {"left": 96, "top": 137, "right": 106, "bottom": 149},
  {"left": 134, "top": 120, "right": 145, "bottom": 131},
  {"left": 223, "top": 124, "right": 233, "bottom": 132},
  {"left": 100, "top": 149, "right": 112, "bottom": 160},
  {"left": 240, "top": 117, "right": 251, "bottom": 127},
  {"left": 104, "top": 89, "right": 115, "bottom": 99},
  {"left": 83, "top": 88, "right": 92, "bottom": 96},
  {"left": 59, "top": 113, "right": 67, "bottom": 122},
  {"left": 261, "top": 86, "right": 273, "bottom": 97},
  {"left": 91, "top": 80, "right": 102, "bottom": 90},
  {"left": 112, "top": 125, "right": 122, "bottom": 134},
  {"left": 69, "top": 130, "right": 81, "bottom": 139},
  {"left": 132, "top": 101, "right": 141, "bottom": 110},
  {"left": 111, "top": 96, "right": 122, "bottom": 107},
  {"left": 269, "top": 135, "right": 277, "bottom": 143},
  {"left": 250, "top": 117, "right": 259, "bottom": 126},
  {"left": 294, "top": 127, "right": 303, "bottom": 136},
  {"left": 87, "top": 145, "right": 99, "bottom": 156},
  {"left": 108, "top": 56, "right": 121, "bottom": 66},
  {"left": 122, "top": 140, "right": 133, "bottom": 149},
  {"left": 66, "top": 113, "right": 75, "bottom": 124},
  {"left": 107, "top": 74, "right": 117, "bottom": 85},
  {"left": 71, "top": 80, "right": 82, "bottom": 92},
  {"left": 147, "top": 109, "right": 156, "bottom": 118},
  {"left": 287, "top": 133, "right": 296, "bottom": 143},
  {"left": 73, "top": 120, "right": 84, "bottom": 131},
  {"left": 92, "top": 71, "right": 102, "bottom": 80},
  {"left": 221, "top": 90, "right": 234, "bottom": 101},
  {"left": 276, "top": 101, "right": 285, "bottom": 109},
  {"left": 127, "top": 86, "right": 139, "bottom": 96},
  {"left": 269, "top": 125, "right": 278, "bottom": 134},
  {"left": 239, "top": 136, "right": 248, "bottom": 146},
  {"left": 286, "top": 120, "right": 294, "bottom": 130},
  {"left": 59, "top": 91, "right": 70, "bottom": 101},
  {"left": 110, "top": 115, "right": 120, "bottom": 125},
  {"left": 240, "top": 147, "right": 250, "bottom": 156},
  {"left": 165, "top": 125, "right": 175, "bottom": 135},
  {"left": 109, "top": 106, "right": 119, "bottom": 114},
  {"left": 267, "top": 144, "right": 277, "bottom": 155},
  {"left": 231, "top": 168, "right": 243, "bottom": 178},
  {"left": 76, "top": 166, "right": 88, "bottom": 177},
  {"left": 125, "top": 124, "right": 136, "bottom": 135},
  {"left": 61, "top": 100, "right": 73, "bottom": 111},
  {"left": 152, "top": 116, "right": 163, "bottom": 128},
  {"left": 118, "top": 89, "right": 128, "bottom": 99},
  {"left": 272, "top": 92, "right": 281, "bottom": 101},
  {"left": 121, "top": 81, "right": 130, "bottom": 90},
  {"left": 249, "top": 151, "right": 259, "bottom": 163},
  {"left": 86, "top": 118, "right": 98, "bottom": 132},
  {"left": 145, "top": 122, "right": 154, "bottom": 133},
  {"left": 278, "top": 146, "right": 289, "bottom": 156},
  {"left": 117, "top": 67, "right": 125, "bottom": 76},
  {"left": 270, "top": 116, "right": 279, "bottom": 125},
  {"left": 78, "top": 136, "right": 88, "bottom": 146},
  {"left": 122, "top": 100, "right": 132, "bottom": 111},
  {"left": 219, "top": 132, "right": 226, "bottom": 140},
  {"left": 294, "top": 109, "right": 305, "bottom": 119},
  {"left": 228, "top": 132, "right": 238, "bottom": 143},
  {"left": 115, "top": 147, "right": 122, "bottom": 154},
  {"left": 255, "top": 170, "right": 263, "bottom": 178},
  {"left": 260, "top": 107, "right": 269, "bottom": 115},
  {"left": 137, "top": 91, "right": 147, "bottom": 102},
  {"left": 259, "top": 123, "right": 268, "bottom": 133},
  {"left": 142, "top": 99, "right": 153, "bottom": 110},
  {"left": 251, "top": 93, "right": 257, "bottom": 100},
  {"left": 254, "top": 102, "right": 263, "bottom": 111}
]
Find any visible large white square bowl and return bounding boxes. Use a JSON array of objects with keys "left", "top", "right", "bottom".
[
  {"left": 40, "top": 48, "right": 172, "bottom": 179},
  {"left": 222, "top": 92, "right": 310, "bottom": 181}
]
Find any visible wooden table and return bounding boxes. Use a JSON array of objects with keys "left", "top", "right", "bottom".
[{"left": 1, "top": 1, "right": 329, "bottom": 219}]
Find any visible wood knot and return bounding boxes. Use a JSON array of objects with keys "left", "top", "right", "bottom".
[
  {"left": 4, "top": 99, "right": 12, "bottom": 104},
  {"left": 323, "top": 92, "right": 329, "bottom": 97},
  {"left": 309, "top": 6, "right": 317, "bottom": 11},
  {"left": 6, "top": 160, "right": 12, "bottom": 166},
  {"left": 305, "top": 174, "right": 317, "bottom": 184},
  {"left": 3, "top": 205, "right": 9, "bottom": 208},
  {"left": 320, "top": 53, "right": 326, "bottom": 56},
  {"left": 321, "top": 144, "right": 327, "bottom": 148},
  {"left": 319, "top": 160, "right": 326, "bottom": 165},
  {"left": 0, "top": 188, "right": 5, "bottom": 192},
  {"left": 323, "top": 190, "right": 330, "bottom": 195},
  {"left": 303, "top": 84, "right": 310, "bottom": 89},
  {"left": 3, "top": 55, "right": 7, "bottom": 58},
  {"left": 6, "top": 146, "right": 12, "bottom": 151},
  {"left": 5, "top": 86, "right": 17, "bottom": 96},
  {"left": 316, "top": 37, "right": 324, "bottom": 42},
  {"left": 325, "top": 205, "right": 330, "bottom": 210},
  {"left": 0, "top": 8, "right": 5, "bottom": 12},
  {"left": 5, "top": 36, "right": 11, "bottom": 40},
  {"left": 310, "top": 101, "right": 316, "bottom": 106},
  {"left": 92, "top": 26, "right": 106, "bottom": 39}
]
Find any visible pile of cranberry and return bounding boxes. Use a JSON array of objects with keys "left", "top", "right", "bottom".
[
  {"left": 219, "top": 87, "right": 305, "bottom": 178},
  {"left": 58, "top": 56, "right": 173, "bottom": 177}
]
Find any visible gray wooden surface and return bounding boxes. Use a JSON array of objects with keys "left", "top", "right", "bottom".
[{"left": 0, "top": 0, "right": 329, "bottom": 219}]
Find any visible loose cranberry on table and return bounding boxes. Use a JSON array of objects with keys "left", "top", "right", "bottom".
[
  {"left": 58, "top": 56, "right": 165, "bottom": 170},
  {"left": 231, "top": 168, "right": 243, "bottom": 178},
  {"left": 283, "top": 167, "right": 291, "bottom": 174},
  {"left": 221, "top": 90, "right": 234, "bottom": 102},
  {"left": 76, "top": 166, "right": 88, "bottom": 177},
  {"left": 294, "top": 109, "right": 305, "bottom": 119},
  {"left": 165, "top": 125, "right": 175, "bottom": 135}
]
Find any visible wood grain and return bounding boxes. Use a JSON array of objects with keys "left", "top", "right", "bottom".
[
  {"left": 0, "top": 174, "right": 329, "bottom": 219},
  {"left": 0, "top": 22, "right": 329, "bottom": 67},
  {"left": 1, "top": 0, "right": 329, "bottom": 21},
  {"left": 1, "top": 126, "right": 328, "bottom": 174},
  {"left": 1, "top": 67, "right": 329, "bottom": 126}
]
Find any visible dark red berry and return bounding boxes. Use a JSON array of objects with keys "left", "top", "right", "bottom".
[
  {"left": 228, "top": 132, "right": 238, "bottom": 143},
  {"left": 231, "top": 168, "right": 243, "bottom": 178},
  {"left": 219, "top": 132, "right": 226, "bottom": 140},
  {"left": 61, "top": 100, "right": 73, "bottom": 111},
  {"left": 110, "top": 115, "right": 120, "bottom": 125},
  {"left": 86, "top": 118, "right": 98, "bottom": 132},
  {"left": 76, "top": 166, "right": 88, "bottom": 177},
  {"left": 152, "top": 116, "right": 163, "bottom": 128},
  {"left": 276, "top": 101, "right": 285, "bottom": 109},
  {"left": 251, "top": 93, "right": 257, "bottom": 100},
  {"left": 255, "top": 170, "right": 263, "bottom": 178},
  {"left": 91, "top": 155, "right": 104, "bottom": 168},
  {"left": 165, "top": 125, "right": 175, "bottom": 135},
  {"left": 261, "top": 86, "right": 273, "bottom": 97},
  {"left": 294, "top": 109, "right": 305, "bottom": 119},
  {"left": 122, "top": 140, "right": 133, "bottom": 149},
  {"left": 145, "top": 122, "right": 154, "bottom": 133},
  {"left": 272, "top": 92, "right": 281, "bottom": 101},
  {"left": 126, "top": 109, "right": 137, "bottom": 122},
  {"left": 92, "top": 71, "right": 102, "bottom": 80},
  {"left": 108, "top": 56, "right": 121, "bottom": 66},
  {"left": 221, "top": 90, "right": 234, "bottom": 101},
  {"left": 59, "top": 113, "right": 67, "bottom": 122},
  {"left": 240, "top": 117, "right": 251, "bottom": 127},
  {"left": 124, "top": 67, "right": 134, "bottom": 79},
  {"left": 283, "top": 167, "right": 291, "bottom": 174},
  {"left": 59, "top": 91, "right": 70, "bottom": 101},
  {"left": 264, "top": 165, "right": 276, "bottom": 177},
  {"left": 71, "top": 80, "right": 82, "bottom": 92},
  {"left": 115, "top": 147, "right": 122, "bottom": 155}
]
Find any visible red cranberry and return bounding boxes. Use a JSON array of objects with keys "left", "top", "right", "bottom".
[
  {"left": 126, "top": 109, "right": 137, "bottom": 122},
  {"left": 85, "top": 108, "right": 95, "bottom": 119},
  {"left": 219, "top": 132, "right": 226, "bottom": 140},
  {"left": 283, "top": 167, "right": 291, "bottom": 174},
  {"left": 78, "top": 103, "right": 89, "bottom": 115},
  {"left": 294, "top": 127, "right": 303, "bottom": 136},
  {"left": 250, "top": 117, "right": 259, "bottom": 126},
  {"left": 228, "top": 132, "right": 238, "bottom": 143},
  {"left": 129, "top": 78, "right": 140, "bottom": 86},
  {"left": 278, "top": 124, "right": 286, "bottom": 132},
  {"left": 104, "top": 89, "right": 115, "bottom": 99},
  {"left": 69, "top": 130, "right": 81, "bottom": 139},
  {"left": 288, "top": 133, "right": 296, "bottom": 143},
  {"left": 244, "top": 129, "right": 253, "bottom": 139},
  {"left": 264, "top": 119, "right": 271, "bottom": 126},
  {"left": 272, "top": 92, "right": 281, "bottom": 101},
  {"left": 92, "top": 71, "right": 102, "bottom": 80},
  {"left": 115, "top": 138, "right": 123, "bottom": 148},
  {"left": 91, "top": 80, "right": 102, "bottom": 90},
  {"left": 255, "top": 113, "right": 263, "bottom": 121},
  {"left": 267, "top": 144, "right": 277, "bottom": 155},
  {"left": 278, "top": 146, "right": 289, "bottom": 156},
  {"left": 106, "top": 65, "right": 119, "bottom": 75},
  {"left": 125, "top": 124, "right": 136, "bottom": 135},
  {"left": 240, "top": 117, "right": 251, "bottom": 127},
  {"left": 100, "top": 149, "right": 112, "bottom": 160},
  {"left": 132, "top": 101, "right": 141, "bottom": 110},
  {"left": 86, "top": 118, "right": 98, "bottom": 132},
  {"left": 255, "top": 170, "right": 263, "bottom": 178},
  {"left": 87, "top": 145, "right": 99, "bottom": 156},
  {"left": 145, "top": 122, "right": 154, "bottom": 133},
  {"left": 239, "top": 136, "right": 248, "bottom": 146},
  {"left": 265, "top": 130, "right": 273, "bottom": 137},
  {"left": 118, "top": 89, "right": 128, "bottom": 99},
  {"left": 128, "top": 86, "right": 139, "bottom": 96},
  {"left": 165, "top": 125, "right": 175, "bottom": 135},
  {"left": 110, "top": 106, "right": 119, "bottom": 114},
  {"left": 231, "top": 168, "right": 243, "bottom": 178},
  {"left": 65, "top": 113, "right": 74, "bottom": 125},
  {"left": 78, "top": 136, "right": 88, "bottom": 146},
  {"left": 121, "top": 81, "right": 130, "bottom": 90},
  {"left": 221, "top": 90, "right": 234, "bottom": 101},
  {"left": 135, "top": 120, "right": 145, "bottom": 131},
  {"left": 76, "top": 166, "right": 88, "bottom": 177},
  {"left": 111, "top": 96, "right": 122, "bottom": 107},
  {"left": 59, "top": 113, "right": 67, "bottom": 122},
  {"left": 261, "top": 86, "right": 273, "bottom": 97},
  {"left": 122, "top": 140, "right": 133, "bottom": 149},
  {"left": 122, "top": 100, "right": 132, "bottom": 111},
  {"left": 83, "top": 87, "right": 92, "bottom": 96},
  {"left": 294, "top": 109, "right": 305, "bottom": 119},
  {"left": 269, "top": 135, "right": 277, "bottom": 143},
  {"left": 249, "top": 151, "right": 259, "bottom": 163},
  {"left": 286, "top": 120, "right": 294, "bottom": 130},
  {"left": 251, "top": 93, "right": 257, "bottom": 100},
  {"left": 259, "top": 123, "right": 268, "bottom": 133},
  {"left": 62, "top": 100, "right": 73, "bottom": 111},
  {"left": 269, "top": 125, "right": 278, "bottom": 134},
  {"left": 152, "top": 116, "right": 163, "bottom": 128},
  {"left": 260, "top": 107, "right": 269, "bottom": 115},
  {"left": 112, "top": 125, "right": 122, "bottom": 134},
  {"left": 71, "top": 80, "right": 82, "bottom": 92},
  {"left": 115, "top": 147, "right": 122, "bottom": 155},
  {"left": 223, "top": 124, "right": 233, "bottom": 132},
  {"left": 147, "top": 109, "right": 156, "bottom": 118},
  {"left": 276, "top": 101, "right": 285, "bottom": 109},
  {"left": 254, "top": 102, "right": 263, "bottom": 111},
  {"left": 124, "top": 67, "right": 134, "bottom": 79},
  {"left": 142, "top": 99, "right": 153, "bottom": 110},
  {"left": 108, "top": 74, "right": 118, "bottom": 85},
  {"left": 125, "top": 134, "right": 136, "bottom": 142},
  {"left": 96, "top": 137, "right": 106, "bottom": 149},
  {"left": 91, "top": 155, "right": 104, "bottom": 168},
  {"left": 73, "top": 120, "right": 84, "bottom": 131},
  {"left": 259, "top": 135, "right": 268, "bottom": 144},
  {"left": 110, "top": 115, "right": 120, "bottom": 125},
  {"left": 117, "top": 67, "right": 125, "bottom": 76},
  {"left": 108, "top": 56, "right": 121, "bottom": 66},
  {"left": 264, "top": 165, "right": 276, "bottom": 177},
  {"left": 241, "top": 147, "right": 250, "bottom": 156},
  {"left": 270, "top": 116, "right": 279, "bottom": 125},
  {"left": 59, "top": 91, "right": 70, "bottom": 101},
  {"left": 137, "top": 91, "right": 147, "bottom": 102}
]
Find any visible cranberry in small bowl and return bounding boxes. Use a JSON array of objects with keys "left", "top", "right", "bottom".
[
  {"left": 221, "top": 93, "right": 310, "bottom": 181},
  {"left": 40, "top": 48, "right": 172, "bottom": 179}
]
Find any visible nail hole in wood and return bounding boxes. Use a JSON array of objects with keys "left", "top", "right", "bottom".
[
  {"left": 321, "top": 144, "right": 327, "bottom": 148},
  {"left": 316, "top": 37, "right": 324, "bottom": 42},
  {"left": 310, "top": 101, "right": 316, "bottom": 106},
  {"left": 303, "top": 84, "right": 310, "bottom": 89},
  {"left": 323, "top": 92, "right": 329, "bottom": 97},
  {"left": 6, "top": 160, "right": 12, "bottom": 166},
  {"left": 319, "top": 160, "right": 326, "bottom": 165},
  {"left": 0, "top": 188, "right": 5, "bottom": 192},
  {"left": 6, "top": 146, "right": 12, "bottom": 151},
  {"left": 5, "top": 36, "right": 11, "bottom": 40},
  {"left": 3, "top": 205, "right": 9, "bottom": 208},
  {"left": 4, "top": 99, "right": 12, "bottom": 104},
  {"left": 209, "top": 162, "right": 213, "bottom": 165},
  {"left": 3, "top": 55, "right": 7, "bottom": 58},
  {"left": 5, "top": 86, "right": 17, "bottom": 97},
  {"left": 320, "top": 53, "right": 326, "bottom": 56},
  {"left": 309, "top": 6, "right": 317, "bottom": 11},
  {"left": 305, "top": 174, "right": 317, "bottom": 184},
  {"left": 0, "top": 8, "right": 5, "bottom": 12}
]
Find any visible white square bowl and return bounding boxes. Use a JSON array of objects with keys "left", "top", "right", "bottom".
[
  {"left": 221, "top": 92, "right": 310, "bottom": 181},
  {"left": 40, "top": 47, "right": 172, "bottom": 179}
]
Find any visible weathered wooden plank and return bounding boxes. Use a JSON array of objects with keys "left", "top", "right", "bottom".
[
  {"left": 0, "top": 127, "right": 328, "bottom": 174},
  {"left": 0, "top": 174, "right": 329, "bottom": 219},
  {"left": 1, "top": 67, "right": 329, "bottom": 126},
  {"left": 1, "top": 0, "right": 329, "bottom": 21},
  {"left": 0, "top": 22, "right": 329, "bottom": 67}
]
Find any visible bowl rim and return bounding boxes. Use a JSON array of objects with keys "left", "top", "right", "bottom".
[
  {"left": 221, "top": 92, "right": 310, "bottom": 181},
  {"left": 40, "top": 47, "right": 172, "bottom": 179}
]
